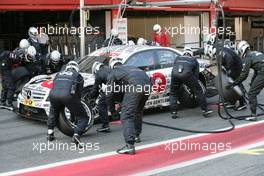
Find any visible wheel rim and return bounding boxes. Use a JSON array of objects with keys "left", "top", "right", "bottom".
[
  {"left": 183, "top": 81, "right": 206, "bottom": 98},
  {"left": 64, "top": 101, "right": 93, "bottom": 130}
]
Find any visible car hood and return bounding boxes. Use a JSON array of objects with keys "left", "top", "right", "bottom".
[{"left": 23, "top": 73, "right": 95, "bottom": 91}]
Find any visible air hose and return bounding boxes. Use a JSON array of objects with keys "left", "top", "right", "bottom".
[
  {"left": 143, "top": 2, "right": 263, "bottom": 133},
  {"left": 216, "top": 4, "right": 264, "bottom": 121},
  {"left": 143, "top": 2, "right": 236, "bottom": 134}
]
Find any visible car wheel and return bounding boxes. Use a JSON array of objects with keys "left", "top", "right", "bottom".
[
  {"left": 57, "top": 101, "right": 94, "bottom": 137},
  {"left": 81, "top": 87, "right": 100, "bottom": 121},
  {"left": 178, "top": 80, "right": 206, "bottom": 108},
  {"left": 214, "top": 72, "right": 243, "bottom": 104}
]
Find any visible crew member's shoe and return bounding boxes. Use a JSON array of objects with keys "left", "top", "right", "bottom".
[
  {"left": 245, "top": 114, "right": 257, "bottom": 121},
  {"left": 116, "top": 144, "right": 135, "bottom": 155},
  {"left": 225, "top": 104, "right": 236, "bottom": 109},
  {"left": 71, "top": 134, "right": 83, "bottom": 148},
  {"left": 47, "top": 133, "right": 55, "bottom": 141},
  {"left": 96, "top": 125, "right": 111, "bottom": 133},
  {"left": 235, "top": 104, "right": 247, "bottom": 111},
  {"left": 202, "top": 109, "right": 213, "bottom": 117},
  {"left": 171, "top": 112, "right": 179, "bottom": 119},
  {"left": 135, "top": 135, "right": 141, "bottom": 143}
]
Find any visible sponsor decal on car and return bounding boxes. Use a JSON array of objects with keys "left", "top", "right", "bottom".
[
  {"left": 99, "top": 52, "right": 121, "bottom": 57},
  {"left": 22, "top": 99, "right": 36, "bottom": 107},
  {"left": 151, "top": 72, "right": 167, "bottom": 92},
  {"left": 41, "top": 80, "right": 53, "bottom": 89}
]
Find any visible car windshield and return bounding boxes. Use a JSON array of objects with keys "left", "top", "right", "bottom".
[{"left": 76, "top": 55, "right": 110, "bottom": 73}]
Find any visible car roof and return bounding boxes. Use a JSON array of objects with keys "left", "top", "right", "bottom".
[{"left": 89, "top": 45, "right": 182, "bottom": 62}]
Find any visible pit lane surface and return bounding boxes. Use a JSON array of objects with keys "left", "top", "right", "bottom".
[{"left": 1, "top": 77, "right": 264, "bottom": 176}]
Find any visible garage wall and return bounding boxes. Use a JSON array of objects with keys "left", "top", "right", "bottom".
[
  {"left": 184, "top": 16, "right": 200, "bottom": 48},
  {"left": 128, "top": 15, "right": 188, "bottom": 48},
  {"left": 242, "top": 17, "right": 264, "bottom": 44},
  {"left": 127, "top": 11, "right": 209, "bottom": 49}
]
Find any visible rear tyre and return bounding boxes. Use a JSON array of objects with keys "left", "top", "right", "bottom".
[
  {"left": 178, "top": 80, "right": 206, "bottom": 108},
  {"left": 214, "top": 72, "right": 243, "bottom": 105}
]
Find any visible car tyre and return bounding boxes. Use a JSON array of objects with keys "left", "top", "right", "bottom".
[
  {"left": 58, "top": 101, "right": 94, "bottom": 137},
  {"left": 178, "top": 80, "right": 206, "bottom": 108}
]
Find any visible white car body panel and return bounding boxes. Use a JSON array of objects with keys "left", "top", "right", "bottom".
[{"left": 17, "top": 45, "right": 212, "bottom": 118}]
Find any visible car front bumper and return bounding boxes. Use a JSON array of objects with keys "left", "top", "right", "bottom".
[{"left": 17, "top": 93, "right": 50, "bottom": 121}]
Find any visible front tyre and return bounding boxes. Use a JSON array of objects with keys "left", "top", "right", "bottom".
[{"left": 57, "top": 101, "right": 94, "bottom": 137}]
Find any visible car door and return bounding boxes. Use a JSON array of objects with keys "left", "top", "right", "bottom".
[
  {"left": 123, "top": 50, "right": 160, "bottom": 108},
  {"left": 124, "top": 49, "right": 179, "bottom": 108},
  {"left": 148, "top": 49, "right": 180, "bottom": 107}
]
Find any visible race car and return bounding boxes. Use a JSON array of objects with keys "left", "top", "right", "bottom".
[{"left": 17, "top": 45, "right": 216, "bottom": 136}]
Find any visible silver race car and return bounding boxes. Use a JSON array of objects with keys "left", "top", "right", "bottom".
[{"left": 17, "top": 45, "right": 216, "bottom": 135}]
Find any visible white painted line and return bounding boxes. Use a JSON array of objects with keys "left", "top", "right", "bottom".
[
  {"left": 1, "top": 120, "right": 264, "bottom": 176},
  {"left": 134, "top": 141, "right": 264, "bottom": 176}
]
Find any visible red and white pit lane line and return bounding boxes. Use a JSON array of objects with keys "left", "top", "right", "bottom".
[{"left": 2, "top": 121, "right": 264, "bottom": 176}]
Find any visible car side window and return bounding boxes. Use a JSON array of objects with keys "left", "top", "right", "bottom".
[
  {"left": 156, "top": 50, "right": 179, "bottom": 69},
  {"left": 124, "top": 50, "right": 156, "bottom": 71}
]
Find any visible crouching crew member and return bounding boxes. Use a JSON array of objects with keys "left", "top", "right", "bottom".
[
  {"left": 207, "top": 45, "right": 247, "bottom": 110},
  {"left": 0, "top": 51, "right": 17, "bottom": 108},
  {"left": 170, "top": 48, "right": 213, "bottom": 119},
  {"left": 103, "top": 29, "right": 123, "bottom": 46},
  {"left": 41, "top": 50, "right": 64, "bottom": 74},
  {"left": 106, "top": 66, "right": 151, "bottom": 155},
  {"left": 89, "top": 61, "right": 112, "bottom": 132},
  {"left": 227, "top": 41, "right": 264, "bottom": 121},
  {"left": 47, "top": 61, "right": 88, "bottom": 146}
]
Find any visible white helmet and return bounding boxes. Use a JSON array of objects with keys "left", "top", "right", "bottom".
[
  {"left": 237, "top": 40, "right": 250, "bottom": 57},
  {"left": 182, "top": 47, "right": 193, "bottom": 57},
  {"left": 65, "top": 61, "right": 79, "bottom": 72},
  {"left": 50, "top": 50, "right": 61, "bottom": 65},
  {"left": 208, "top": 45, "right": 216, "bottom": 58},
  {"left": 111, "top": 28, "right": 119, "bottom": 37},
  {"left": 109, "top": 60, "right": 122, "bottom": 69},
  {"left": 28, "top": 27, "right": 39, "bottom": 41},
  {"left": 206, "top": 33, "right": 216, "bottom": 45},
  {"left": 128, "top": 40, "right": 135, "bottom": 46},
  {"left": 153, "top": 24, "right": 161, "bottom": 34},
  {"left": 137, "top": 38, "right": 147, "bottom": 45},
  {"left": 19, "top": 39, "right": 30, "bottom": 49},
  {"left": 25, "top": 46, "right": 37, "bottom": 62},
  {"left": 92, "top": 61, "right": 104, "bottom": 74}
]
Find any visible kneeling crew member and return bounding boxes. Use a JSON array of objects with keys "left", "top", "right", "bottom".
[
  {"left": 170, "top": 48, "right": 213, "bottom": 118},
  {"left": 106, "top": 66, "right": 151, "bottom": 155},
  {"left": 47, "top": 61, "right": 88, "bottom": 146},
  {"left": 227, "top": 41, "right": 264, "bottom": 121},
  {"left": 90, "top": 61, "right": 112, "bottom": 132},
  {"left": 221, "top": 47, "right": 247, "bottom": 110}
]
